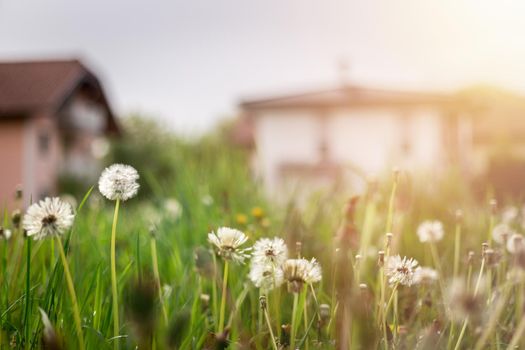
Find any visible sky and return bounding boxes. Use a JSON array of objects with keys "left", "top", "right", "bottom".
[{"left": 1, "top": 0, "right": 525, "bottom": 133}]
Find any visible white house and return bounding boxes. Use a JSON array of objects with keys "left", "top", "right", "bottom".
[{"left": 236, "top": 84, "right": 473, "bottom": 198}]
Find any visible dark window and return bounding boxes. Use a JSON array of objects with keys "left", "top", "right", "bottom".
[
  {"left": 38, "top": 131, "right": 50, "bottom": 156},
  {"left": 39, "top": 189, "right": 50, "bottom": 200}
]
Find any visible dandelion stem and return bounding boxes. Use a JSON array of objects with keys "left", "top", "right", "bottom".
[
  {"left": 290, "top": 292, "right": 299, "bottom": 350},
  {"left": 262, "top": 296, "right": 278, "bottom": 350},
  {"left": 24, "top": 238, "right": 31, "bottom": 350},
  {"left": 385, "top": 173, "right": 398, "bottom": 235},
  {"left": 454, "top": 257, "right": 485, "bottom": 350},
  {"left": 56, "top": 237, "right": 85, "bottom": 350},
  {"left": 474, "top": 282, "right": 511, "bottom": 350},
  {"left": 218, "top": 260, "right": 229, "bottom": 333},
  {"left": 453, "top": 220, "right": 461, "bottom": 277},
  {"left": 211, "top": 253, "right": 218, "bottom": 328},
  {"left": 110, "top": 198, "right": 121, "bottom": 350},
  {"left": 453, "top": 317, "right": 469, "bottom": 350},
  {"left": 381, "top": 282, "right": 399, "bottom": 350},
  {"left": 151, "top": 236, "right": 168, "bottom": 324},
  {"left": 429, "top": 242, "right": 447, "bottom": 308}
]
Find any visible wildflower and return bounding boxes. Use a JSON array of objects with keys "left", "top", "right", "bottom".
[
  {"left": 39, "top": 307, "right": 62, "bottom": 350},
  {"left": 98, "top": 163, "right": 139, "bottom": 201},
  {"left": 164, "top": 198, "right": 182, "bottom": 219},
  {"left": 162, "top": 284, "right": 173, "bottom": 300},
  {"left": 208, "top": 227, "right": 251, "bottom": 263},
  {"left": 502, "top": 206, "right": 518, "bottom": 223},
  {"left": 0, "top": 227, "right": 12, "bottom": 240},
  {"left": 235, "top": 214, "right": 248, "bottom": 225},
  {"left": 417, "top": 220, "right": 444, "bottom": 243},
  {"left": 483, "top": 248, "right": 502, "bottom": 267},
  {"left": 507, "top": 233, "right": 525, "bottom": 254},
  {"left": 200, "top": 294, "right": 210, "bottom": 309},
  {"left": 11, "top": 209, "right": 21, "bottom": 228},
  {"left": 201, "top": 195, "right": 214, "bottom": 206},
  {"left": 282, "top": 258, "right": 322, "bottom": 293},
  {"left": 252, "top": 237, "right": 288, "bottom": 266},
  {"left": 378, "top": 250, "right": 385, "bottom": 267},
  {"left": 492, "top": 223, "right": 513, "bottom": 244},
  {"left": 23, "top": 197, "right": 74, "bottom": 240},
  {"left": 447, "top": 278, "right": 483, "bottom": 322},
  {"left": 414, "top": 267, "right": 438, "bottom": 285},
  {"left": 249, "top": 263, "right": 284, "bottom": 291},
  {"left": 385, "top": 255, "right": 419, "bottom": 286},
  {"left": 251, "top": 207, "right": 264, "bottom": 219},
  {"left": 260, "top": 218, "right": 271, "bottom": 228},
  {"left": 15, "top": 185, "right": 23, "bottom": 200}
]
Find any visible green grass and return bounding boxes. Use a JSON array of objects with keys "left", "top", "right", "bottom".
[{"left": 2, "top": 118, "right": 525, "bottom": 349}]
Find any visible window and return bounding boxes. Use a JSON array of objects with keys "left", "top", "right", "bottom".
[{"left": 38, "top": 130, "right": 50, "bottom": 156}]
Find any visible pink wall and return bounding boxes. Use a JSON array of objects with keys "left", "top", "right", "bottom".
[
  {"left": 23, "top": 113, "right": 63, "bottom": 206},
  {"left": 0, "top": 119, "right": 24, "bottom": 209}
]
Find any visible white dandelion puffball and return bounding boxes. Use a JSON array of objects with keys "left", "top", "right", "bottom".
[
  {"left": 23, "top": 197, "right": 75, "bottom": 240},
  {"left": 447, "top": 278, "right": 483, "bottom": 322},
  {"left": 98, "top": 164, "right": 140, "bottom": 201},
  {"left": 249, "top": 262, "right": 284, "bottom": 291},
  {"left": 414, "top": 267, "right": 438, "bottom": 285},
  {"left": 164, "top": 198, "right": 183, "bottom": 219},
  {"left": 385, "top": 255, "right": 419, "bottom": 286},
  {"left": 252, "top": 237, "right": 288, "bottom": 266},
  {"left": 283, "top": 258, "right": 322, "bottom": 292},
  {"left": 0, "top": 228, "right": 12, "bottom": 240},
  {"left": 208, "top": 227, "right": 251, "bottom": 263},
  {"left": 417, "top": 220, "right": 444, "bottom": 243},
  {"left": 492, "top": 223, "right": 514, "bottom": 244},
  {"left": 502, "top": 206, "right": 519, "bottom": 223},
  {"left": 507, "top": 233, "right": 525, "bottom": 254}
]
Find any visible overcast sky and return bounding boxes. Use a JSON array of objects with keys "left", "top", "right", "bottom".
[{"left": 1, "top": 0, "right": 525, "bottom": 132}]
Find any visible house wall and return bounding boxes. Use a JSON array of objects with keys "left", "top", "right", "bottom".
[
  {"left": 23, "top": 112, "right": 63, "bottom": 205},
  {"left": 253, "top": 110, "right": 323, "bottom": 194},
  {"left": 0, "top": 119, "right": 25, "bottom": 209},
  {"left": 252, "top": 106, "right": 446, "bottom": 196}
]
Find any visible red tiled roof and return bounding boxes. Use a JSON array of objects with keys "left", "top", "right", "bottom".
[
  {"left": 0, "top": 59, "right": 88, "bottom": 115},
  {"left": 0, "top": 59, "right": 119, "bottom": 133}
]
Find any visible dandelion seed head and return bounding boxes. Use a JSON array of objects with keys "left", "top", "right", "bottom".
[
  {"left": 164, "top": 198, "right": 182, "bottom": 219},
  {"left": 201, "top": 195, "right": 214, "bottom": 206},
  {"left": 283, "top": 258, "right": 322, "bottom": 293},
  {"left": 0, "top": 227, "right": 11, "bottom": 240},
  {"left": 385, "top": 255, "right": 419, "bottom": 286},
  {"left": 252, "top": 237, "right": 288, "bottom": 266},
  {"left": 23, "top": 197, "right": 74, "bottom": 240},
  {"left": 98, "top": 163, "right": 140, "bottom": 201},
  {"left": 413, "top": 267, "right": 438, "bottom": 285},
  {"left": 417, "top": 220, "right": 444, "bottom": 243},
  {"left": 208, "top": 227, "right": 251, "bottom": 263},
  {"left": 507, "top": 233, "right": 525, "bottom": 254},
  {"left": 502, "top": 206, "right": 519, "bottom": 223},
  {"left": 492, "top": 223, "right": 513, "bottom": 244},
  {"left": 249, "top": 262, "right": 284, "bottom": 291},
  {"left": 447, "top": 278, "right": 483, "bottom": 322}
]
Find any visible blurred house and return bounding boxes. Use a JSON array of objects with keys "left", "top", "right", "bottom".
[
  {"left": 236, "top": 85, "right": 473, "bottom": 198},
  {"left": 0, "top": 59, "right": 119, "bottom": 208}
]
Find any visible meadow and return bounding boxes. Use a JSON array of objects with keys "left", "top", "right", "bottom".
[{"left": 1, "top": 117, "right": 525, "bottom": 349}]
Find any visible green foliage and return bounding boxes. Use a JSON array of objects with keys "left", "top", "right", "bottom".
[{"left": 2, "top": 115, "right": 525, "bottom": 349}]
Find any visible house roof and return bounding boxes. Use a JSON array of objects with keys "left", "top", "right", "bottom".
[
  {"left": 240, "top": 85, "right": 460, "bottom": 110},
  {"left": 0, "top": 59, "right": 119, "bottom": 133}
]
